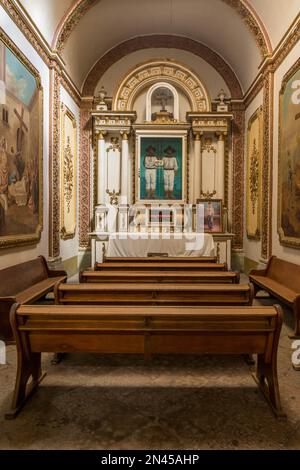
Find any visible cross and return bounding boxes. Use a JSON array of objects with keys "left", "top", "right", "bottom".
[
  {"left": 155, "top": 89, "right": 172, "bottom": 112},
  {"left": 14, "top": 107, "right": 28, "bottom": 133}
]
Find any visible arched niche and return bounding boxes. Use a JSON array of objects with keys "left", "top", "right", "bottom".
[
  {"left": 146, "top": 82, "right": 179, "bottom": 121},
  {"left": 113, "top": 60, "right": 211, "bottom": 113}
]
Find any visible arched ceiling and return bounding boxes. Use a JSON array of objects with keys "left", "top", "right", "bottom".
[
  {"left": 61, "top": 0, "right": 262, "bottom": 93},
  {"left": 16, "top": 0, "right": 300, "bottom": 94}
]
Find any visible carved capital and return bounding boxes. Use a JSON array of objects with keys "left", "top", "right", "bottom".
[
  {"left": 96, "top": 130, "right": 107, "bottom": 140},
  {"left": 120, "top": 131, "right": 129, "bottom": 141}
]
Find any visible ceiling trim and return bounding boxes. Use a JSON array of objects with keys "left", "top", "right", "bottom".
[
  {"left": 52, "top": 0, "right": 272, "bottom": 58},
  {"left": 82, "top": 35, "right": 243, "bottom": 99}
]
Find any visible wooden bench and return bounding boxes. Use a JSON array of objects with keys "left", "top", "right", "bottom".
[
  {"left": 102, "top": 256, "right": 217, "bottom": 263},
  {"left": 249, "top": 255, "right": 300, "bottom": 336},
  {"left": 54, "top": 281, "right": 254, "bottom": 306},
  {"left": 95, "top": 261, "right": 227, "bottom": 272},
  {"left": 0, "top": 256, "right": 67, "bottom": 341},
  {"left": 80, "top": 270, "right": 240, "bottom": 284},
  {"left": 6, "top": 303, "right": 284, "bottom": 419}
]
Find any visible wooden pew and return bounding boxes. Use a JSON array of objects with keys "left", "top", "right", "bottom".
[
  {"left": 6, "top": 303, "right": 284, "bottom": 419},
  {"left": 55, "top": 281, "right": 254, "bottom": 306},
  {"left": 80, "top": 269, "right": 240, "bottom": 284},
  {"left": 249, "top": 256, "right": 300, "bottom": 336},
  {"left": 95, "top": 261, "right": 227, "bottom": 272},
  {"left": 0, "top": 256, "right": 67, "bottom": 342},
  {"left": 102, "top": 256, "right": 217, "bottom": 263}
]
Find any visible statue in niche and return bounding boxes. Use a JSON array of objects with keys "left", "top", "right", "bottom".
[{"left": 151, "top": 87, "right": 174, "bottom": 122}]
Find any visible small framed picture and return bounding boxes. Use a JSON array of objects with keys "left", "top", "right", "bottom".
[{"left": 197, "top": 199, "right": 223, "bottom": 233}]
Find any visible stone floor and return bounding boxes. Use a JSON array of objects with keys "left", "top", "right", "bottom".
[{"left": 0, "top": 285, "right": 300, "bottom": 450}]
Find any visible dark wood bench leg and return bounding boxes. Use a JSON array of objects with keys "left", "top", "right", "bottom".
[
  {"left": 253, "top": 355, "right": 285, "bottom": 419},
  {"left": 292, "top": 297, "right": 300, "bottom": 338},
  {"left": 5, "top": 305, "right": 46, "bottom": 419},
  {"left": 5, "top": 350, "right": 46, "bottom": 420}
]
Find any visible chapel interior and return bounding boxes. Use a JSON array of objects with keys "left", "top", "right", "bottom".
[{"left": 1, "top": 0, "right": 300, "bottom": 451}]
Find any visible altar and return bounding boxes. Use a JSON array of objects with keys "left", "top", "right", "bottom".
[
  {"left": 106, "top": 232, "right": 215, "bottom": 258},
  {"left": 89, "top": 67, "right": 235, "bottom": 270}
]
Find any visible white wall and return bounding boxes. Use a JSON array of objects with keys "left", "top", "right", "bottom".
[
  {"left": 272, "top": 41, "right": 300, "bottom": 266},
  {"left": 59, "top": 85, "right": 80, "bottom": 262},
  {"left": 243, "top": 89, "right": 263, "bottom": 265},
  {"left": 0, "top": 6, "right": 50, "bottom": 270}
]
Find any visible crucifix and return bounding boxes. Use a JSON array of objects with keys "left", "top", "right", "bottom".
[{"left": 155, "top": 88, "right": 173, "bottom": 112}]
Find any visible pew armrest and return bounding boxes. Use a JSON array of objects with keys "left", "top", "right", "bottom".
[
  {"left": 48, "top": 270, "right": 67, "bottom": 278},
  {"left": 249, "top": 268, "right": 267, "bottom": 277}
]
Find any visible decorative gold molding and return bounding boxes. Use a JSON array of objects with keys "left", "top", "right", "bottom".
[
  {"left": 79, "top": 100, "right": 93, "bottom": 248},
  {"left": 113, "top": 60, "right": 210, "bottom": 113},
  {"left": 261, "top": 69, "right": 274, "bottom": 259},
  {"left": 0, "top": 0, "right": 51, "bottom": 65},
  {"left": 53, "top": 0, "right": 99, "bottom": 52},
  {"left": 231, "top": 102, "right": 245, "bottom": 249},
  {"left": 48, "top": 65, "right": 61, "bottom": 259},
  {"left": 0, "top": 28, "right": 43, "bottom": 249},
  {"left": 60, "top": 104, "right": 77, "bottom": 240},
  {"left": 246, "top": 106, "right": 263, "bottom": 240},
  {"left": 272, "top": 14, "right": 300, "bottom": 72},
  {"left": 222, "top": 0, "right": 271, "bottom": 57}
]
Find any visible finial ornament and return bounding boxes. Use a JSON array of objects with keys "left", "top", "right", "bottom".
[{"left": 217, "top": 89, "right": 229, "bottom": 112}]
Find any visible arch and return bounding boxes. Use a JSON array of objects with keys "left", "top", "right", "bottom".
[
  {"left": 146, "top": 82, "right": 179, "bottom": 121},
  {"left": 113, "top": 61, "right": 211, "bottom": 113},
  {"left": 52, "top": 0, "right": 272, "bottom": 58},
  {"left": 82, "top": 35, "right": 243, "bottom": 99}
]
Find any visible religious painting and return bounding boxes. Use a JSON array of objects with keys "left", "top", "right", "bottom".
[
  {"left": 60, "top": 104, "right": 77, "bottom": 239},
  {"left": 246, "top": 107, "right": 262, "bottom": 240},
  {"left": 197, "top": 199, "right": 223, "bottom": 233},
  {"left": 136, "top": 134, "right": 187, "bottom": 203},
  {"left": 0, "top": 31, "right": 42, "bottom": 248},
  {"left": 278, "top": 62, "right": 300, "bottom": 247}
]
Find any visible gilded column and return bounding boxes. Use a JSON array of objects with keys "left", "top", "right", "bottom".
[
  {"left": 120, "top": 131, "right": 129, "bottom": 204},
  {"left": 194, "top": 133, "right": 202, "bottom": 202},
  {"left": 97, "top": 131, "right": 107, "bottom": 204},
  {"left": 216, "top": 132, "right": 225, "bottom": 201}
]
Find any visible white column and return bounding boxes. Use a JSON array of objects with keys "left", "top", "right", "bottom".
[
  {"left": 120, "top": 131, "right": 129, "bottom": 204},
  {"left": 97, "top": 131, "right": 107, "bottom": 204},
  {"left": 216, "top": 132, "right": 225, "bottom": 201},
  {"left": 193, "top": 133, "right": 202, "bottom": 202}
]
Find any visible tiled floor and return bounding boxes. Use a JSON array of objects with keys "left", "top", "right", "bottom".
[{"left": 0, "top": 276, "right": 300, "bottom": 450}]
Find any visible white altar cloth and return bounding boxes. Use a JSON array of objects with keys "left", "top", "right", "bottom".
[{"left": 106, "top": 232, "right": 215, "bottom": 258}]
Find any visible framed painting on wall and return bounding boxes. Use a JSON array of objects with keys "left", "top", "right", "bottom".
[
  {"left": 278, "top": 60, "right": 300, "bottom": 248},
  {"left": 60, "top": 104, "right": 77, "bottom": 239},
  {"left": 246, "top": 107, "right": 262, "bottom": 240},
  {"left": 0, "top": 30, "right": 43, "bottom": 248},
  {"left": 197, "top": 199, "right": 223, "bottom": 233},
  {"left": 135, "top": 134, "right": 187, "bottom": 203}
]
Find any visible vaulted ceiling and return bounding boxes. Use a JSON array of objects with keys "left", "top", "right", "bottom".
[{"left": 17, "top": 0, "right": 300, "bottom": 94}]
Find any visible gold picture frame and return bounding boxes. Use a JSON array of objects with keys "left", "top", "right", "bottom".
[
  {"left": 60, "top": 104, "right": 77, "bottom": 240},
  {"left": 0, "top": 28, "right": 43, "bottom": 249},
  {"left": 246, "top": 106, "right": 262, "bottom": 240},
  {"left": 278, "top": 58, "right": 300, "bottom": 248}
]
